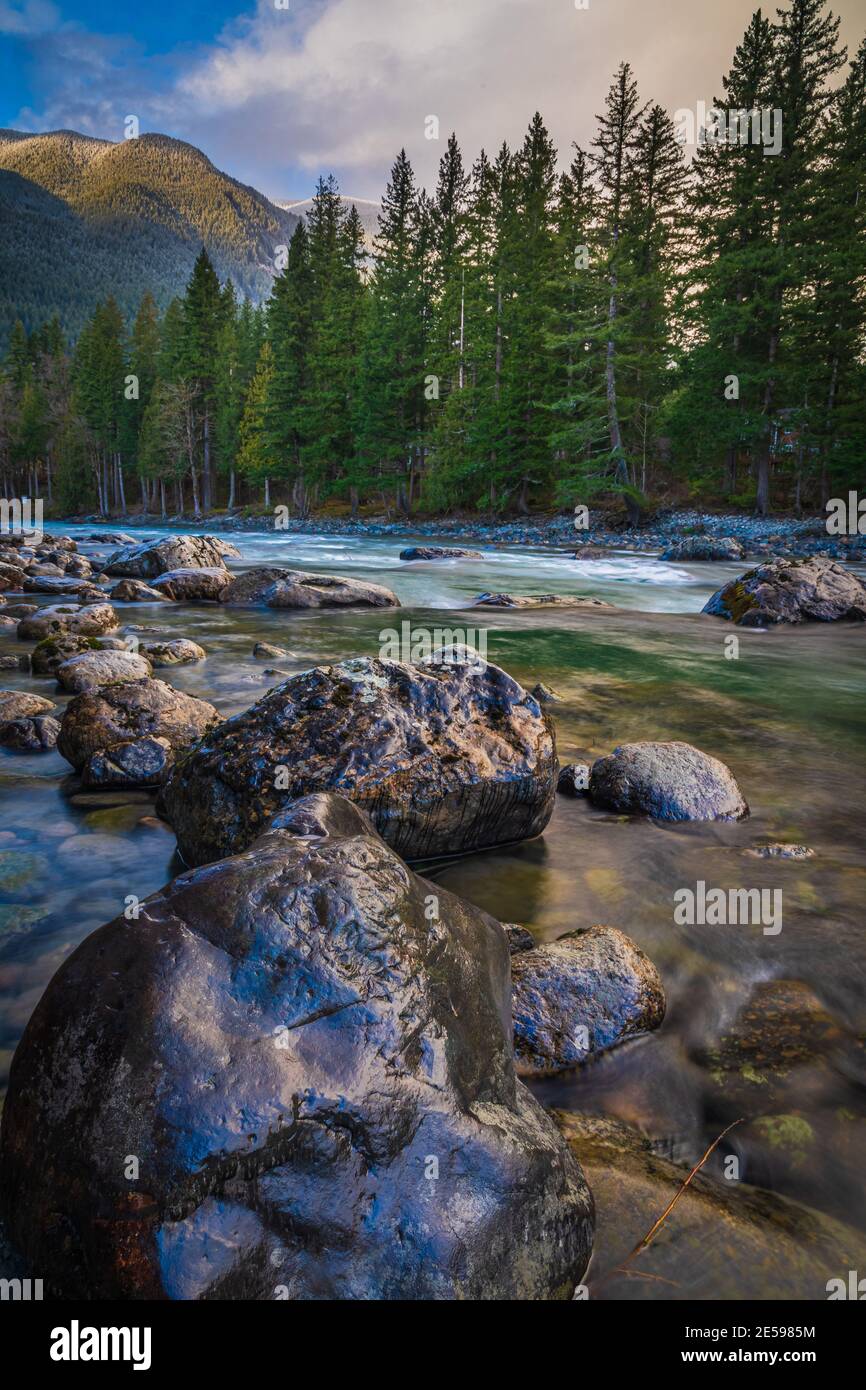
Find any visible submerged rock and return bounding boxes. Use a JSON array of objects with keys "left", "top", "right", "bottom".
[
  {"left": 57, "top": 677, "right": 219, "bottom": 777},
  {"left": 703, "top": 556, "right": 866, "bottom": 626},
  {"left": 17, "top": 603, "right": 119, "bottom": 641},
  {"left": 141, "top": 639, "right": 206, "bottom": 667},
  {"left": 152, "top": 567, "right": 233, "bottom": 602},
  {"left": 661, "top": 536, "right": 745, "bottom": 562},
  {"left": 530, "top": 682, "right": 561, "bottom": 704},
  {"left": 253, "top": 641, "right": 288, "bottom": 660},
  {"left": 745, "top": 842, "right": 814, "bottom": 860},
  {"left": 555, "top": 1113, "right": 866, "bottom": 1300},
  {"left": 159, "top": 649, "right": 557, "bottom": 866},
  {"left": 0, "top": 793, "right": 593, "bottom": 1300},
  {"left": 55, "top": 649, "right": 153, "bottom": 694},
  {"left": 589, "top": 741, "right": 748, "bottom": 821},
  {"left": 399, "top": 546, "right": 482, "bottom": 561},
  {"left": 511, "top": 926, "right": 665, "bottom": 1075},
  {"left": 105, "top": 535, "right": 239, "bottom": 579},
  {"left": 474, "top": 592, "right": 614, "bottom": 610},
  {"left": 557, "top": 763, "right": 590, "bottom": 795}
]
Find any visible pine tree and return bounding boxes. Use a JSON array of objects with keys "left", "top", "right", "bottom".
[
  {"left": 180, "top": 247, "right": 223, "bottom": 510},
  {"left": 238, "top": 340, "right": 277, "bottom": 506}
]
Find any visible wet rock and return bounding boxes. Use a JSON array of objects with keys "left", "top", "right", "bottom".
[
  {"left": 0, "top": 616, "right": 16, "bottom": 629},
  {"left": 588, "top": 741, "right": 748, "bottom": 822},
  {"left": 220, "top": 567, "right": 294, "bottom": 604},
  {"left": 2, "top": 604, "right": 36, "bottom": 620},
  {"left": 555, "top": 1113, "right": 866, "bottom": 1300},
  {"left": 531, "top": 682, "right": 561, "bottom": 704},
  {"left": 151, "top": 567, "right": 233, "bottom": 602},
  {"left": 399, "top": 546, "right": 483, "bottom": 561},
  {"left": 253, "top": 641, "right": 288, "bottom": 660},
  {"left": 474, "top": 592, "right": 614, "bottom": 610},
  {"left": 511, "top": 926, "right": 665, "bottom": 1075},
  {"left": 263, "top": 572, "right": 399, "bottom": 610},
  {"left": 697, "top": 980, "right": 844, "bottom": 1114},
  {"left": 0, "top": 691, "right": 55, "bottom": 722},
  {"left": 83, "top": 532, "right": 136, "bottom": 545},
  {"left": 504, "top": 923, "right": 536, "bottom": 954},
  {"left": 745, "top": 842, "right": 815, "bottom": 860},
  {"left": 22, "top": 576, "right": 102, "bottom": 598},
  {"left": 557, "top": 763, "right": 590, "bottom": 795},
  {"left": 0, "top": 792, "right": 593, "bottom": 1300},
  {"left": 17, "top": 603, "right": 119, "bottom": 641},
  {"left": 159, "top": 648, "right": 556, "bottom": 866},
  {"left": 57, "top": 677, "right": 219, "bottom": 775},
  {"left": 105, "top": 535, "right": 239, "bottom": 578},
  {"left": 82, "top": 736, "right": 175, "bottom": 788},
  {"left": 108, "top": 578, "right": 170, "bottom": 603},
  {"left": 30, "top": 635, "right": 101, "bottom": 676},
  {"left": 661, "top": 536, "right": 745, "bottom": 562},
  {"left": 55, "top": 649, "right": 153, "bottom": 694},
  {"left": 141, "top": 639, "right": 206, "bottom": 667},
  {"left": 0, "top": 654, "right": 29, "bottom": 671},
  {"left": 703, "top": 556, "right": 866, "bottom": 626},
  {"left": 0, "top": 714, "right": 61, "bottom": 751}
]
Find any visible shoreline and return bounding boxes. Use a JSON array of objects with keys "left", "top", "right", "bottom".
[{"left": 52, "top": 506, "right": 864, "bottom": 562}]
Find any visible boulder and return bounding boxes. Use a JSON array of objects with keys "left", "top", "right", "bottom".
[
  {"left": 82, "top": 736, "right": 175, "bottom": 788},
  {"left": 2, "top": 603, "right": 36, "bottom": 620},
  {"left": 220, "top": 567, "right": 295, "bottom": 604},
  {"left": 31, "top": 634, "right": 101, "bottom": 676},
  {"left": 661, "top": 536, "right": 745, "bottom": 562},
  {"left": 703, "top": 556, "right": 866, "bottom": 626},
  {"left": 22, "top": 576, "right": 101, "bottom": 597},
  {"left": 17, "top": 603, "right": 119, "bottom": 641},
  {"left": 557, "top": 762, "right": 590, "bottom": 795},
  {"left": 555, "top": 1113, "right": 866, "bottom": 1300},
  {"left": 57, "top": 677, "right": 219, "bottom": 775},
  {"left": 140, "top": 639, "right": 206, "bottom": 668},
  {"left": 55, "top": 649, "right": 153, "bottom": 694},
  {"left": 105, "top": 535, "right": 239, "bottom": 579},
  {"left": 159, "top": 648, "right": 556, "bottom": 866},
  {"left": 399, "top": 546, "right": 482, "bottom": 561},
  {"left": 0, "top": 793, "right": 594, "bottom": 1300},
  {"left": 108, "top": 579, "right": 170, "bottom": 603},
  {"left": 588, "top": 741, "right": 748, "bottom": 821},
  {"left": 0, "top": 690, "right": 55, "bottom": 722},
  {"left": 263, "top": 572, "right": 399, "bottom": 610},
  {"left": 0, "top": 714, "right": 61, "bottom": 751},
  {"left": 504, "top": 923, "right": 536, "bottom": 954},
  {"left": 510, "top": 926, "right": 665, "bottom": 1075},
  {"left": 474, "top": 592, "right": 614, "bottom": 610},
  {"left": 151, "top": 568, "right": 233, "bottom": 602},
  {"left": 83, "top": 532, "right": 136, "bottom": 545}
]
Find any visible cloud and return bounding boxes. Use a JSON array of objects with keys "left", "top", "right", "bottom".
[{"left": 0, "top": 0, "right": 59, "bottom": 36}]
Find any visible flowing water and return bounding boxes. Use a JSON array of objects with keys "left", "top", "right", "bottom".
[{"left": 1, "top": 523, "right": 865, "bottom": 1290}]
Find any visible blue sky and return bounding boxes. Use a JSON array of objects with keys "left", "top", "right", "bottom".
[{"left": 2, "top": 0, "right": 864, "bottom": 203}]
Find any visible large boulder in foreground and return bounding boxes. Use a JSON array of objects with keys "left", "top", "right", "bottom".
[
  {"left": 555, "top": 1113, "right": 866, "bottom": 1300},
  {"left": 57, "top": 677, "right": 219, "bottom": 779},
  {"left": 589, "top": 741, "right": 748, "bottom": 822},
  {"left": 0, "top": 793, "right": 593, "bottom": 1300},
  {"left": 159, "top": 648, "right": 557, "bottom": 865},
  {"left": 703, "top": 556, "right": 866, "bottom": 626},
  {"left": 105, "top": 535, "right": 239, "bottom": 579},
  {"left": 510, "top": 926, "right": 665, "bottom": 1076},
  {"left": 17, "top": 602, "right": 119, "bottom": 641}
]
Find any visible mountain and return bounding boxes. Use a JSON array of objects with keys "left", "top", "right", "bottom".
[
  {"left": 0, "top": 129, "right": 300, "bottom": 349},
  {"left": 279, "top": 195, "right": 381, "bottom": 249}
]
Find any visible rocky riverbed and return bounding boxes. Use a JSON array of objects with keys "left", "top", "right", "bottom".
[{"left": 0, "top": 522, "right": 864, "bottom": 1299}]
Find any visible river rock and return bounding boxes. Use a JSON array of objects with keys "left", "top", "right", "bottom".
[
  {"left": 82, "top": 736, "right": 176, "bottom": 788},
  {"left": 703, "top": 556, "right": 866, "bottom": 625},
  {"left": 17, "top": 603, "right": 119, "bottom": 641},
  {"left": 557, "top": 762, "right": 590, "bottom": 795},
  {"left": 57, "top": 677, "right": 219, "bottom": 776},
  {"left": 55, "top": 649, "right": 153, "bottom": 694},
  {"left": 588, "top": 741, "right": 748, "bottom": 821},
  {"left": 511, "top": 926, "right": 665, "bottom": 1075},
  {"left": 264, "top": 572, "right": 400, "bottom": 610},
  {"left": 504, "top": 923, "right": 537, "bottom": 954},
  {"left": 22, "top": 576, "right": 101, "bottom": 597},
  {"left": 0, "top": 691, "right": 55, "bottom": 722},
  {"left": 0, "top": 792, "right": 594, "bottom": 1300},
  {"left": 745, "top": 842, "right": 814, "bottom": 860},
  {"left": 141, "top": 639, "right": 206, "bottom": 667},
  {"left": 253, "top": 641, "right": 288, "bottom": 659},
  {"left": 31, "top": 634, "right": 100, "bottom": 676},
  {"left": 220, "top": 567, "right": 295, "bottom": 604},
  {"left": 2, "top": 603, "right": 36, "bottom": 619},
  {"left": 0, "top": 714, "right": 61, "bottom": 751},
  {"left": 474, "top": 592, "right": 614, "bottom": 610},
  {"left": 159, "top": 648, "right": 556, "bottom": 866},
  {"left": 555, "top": 1113, "right": 866, "bottom": 1300},
  {"left": 661, "top": 536, "right": 745, "bottom": 562},
  {"left": 399, "top": 546, "right": 483, "bottom": 561},
  {"left": 105, "top": 535, "right": 239, "bottom": 579},
  {"left": 151, "top": 567, "right": 233, "bottom": 602},
  {"left": 108, "top": 578, "right": 170, "bottom": 603}
]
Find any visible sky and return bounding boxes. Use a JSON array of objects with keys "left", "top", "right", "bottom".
[{"left": 1, "top": 0, "right": 864, "bottom": 203}]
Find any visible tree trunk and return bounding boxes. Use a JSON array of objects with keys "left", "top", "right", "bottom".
[
  {"left": 202, "top": 408, "right": 212, "bottom": 513},
  {"left": 227, "top": 468, "right": 236, "bottom": 510},
  {"left": 160, "top": 480, "right": 167, "bottom": 519},
  {"left": 263, "top": 477, "right": 270, "bottom": 509},
  {"left": 349, "top": 486, "right": 359, "bottom": 519}
]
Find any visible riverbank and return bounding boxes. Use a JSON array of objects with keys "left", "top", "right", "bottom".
[{"left": 58, "top": 507, "right": 866, "bottom": 561}]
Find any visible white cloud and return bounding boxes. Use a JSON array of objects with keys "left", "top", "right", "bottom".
[{"left": 0, "top": 0, "right": 59, "bottom": 36}]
